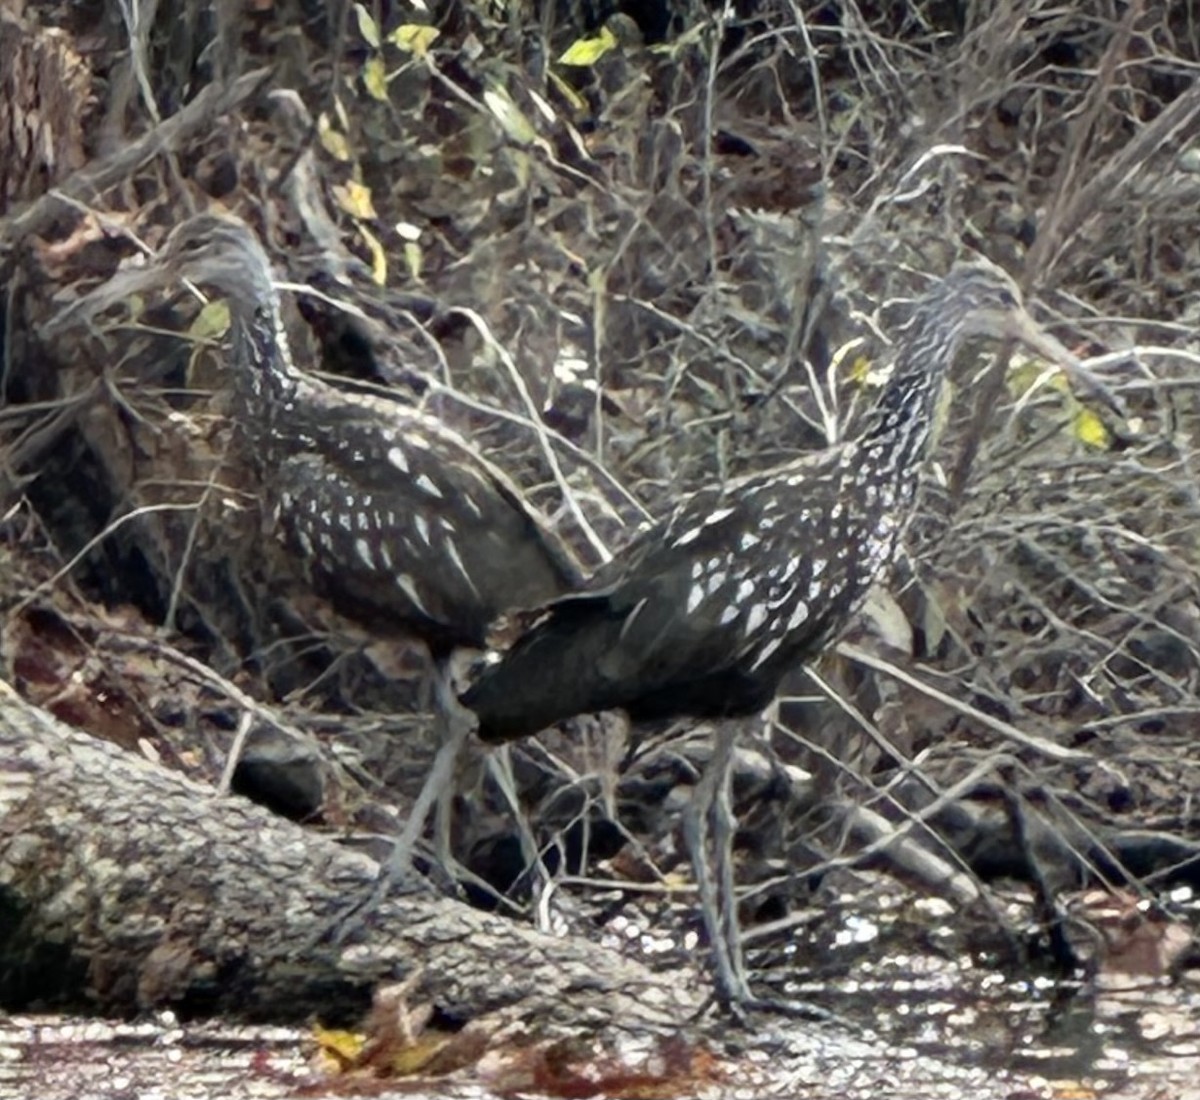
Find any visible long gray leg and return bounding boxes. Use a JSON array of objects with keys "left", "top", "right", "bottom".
[
  {"left": 683, "top": 722, "right": 752, "bottom": 1008},
  {"left": 381, "top": 660, "right": 474, "bottom": 883},
  {"left": 684, "top": 717, "right": 844, "bottom": 1022},
  {"left": 323, "top": 660, "right": 473, "bottom": 946}
]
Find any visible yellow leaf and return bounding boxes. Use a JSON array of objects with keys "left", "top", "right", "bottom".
[
  {"left": 1008, "top": 356, "right": 1070, "bottom": 398},
  {"left": 483, "top": 87, "right": 537, "bottom": 144},
  {"left": 828, "top": 336, "right": 866, "bottom": 386},
  {"left": 357, "top": 225, "right": 388, "bottom": 285},
  {"left": 557, "top": 25, "right": 617, "bottom": 66},
  {"left": 390, "top": 23, "right": 439, "bottom": 56},
  {"left": 390, "top": 1034, "right": 450, "bottom": 1075},
  {"left": 547, "top": 69, "right": 587, "bottom": 113},
  {"left": 333, "top": 180, "right": 378, "bottom": 220},
  {"left": 1073, "top": 406, "right": 1110, "bottom": 449},
  {"left": 362, "top": 56, "right": 388, "bottom": 101},
  {"left": 188, "top": 299, "right": 230, "bottom": 341},
  {"left": 313, "top": 1024, "right": 365, "bottom": 1070},
  {"left": 353, "top": 2, "right": 381, "bottom": 48},
  {"left": 317, "top": 114, "right": 352, "bottom": 162}
]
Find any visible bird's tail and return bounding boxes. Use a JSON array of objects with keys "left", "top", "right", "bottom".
[{"left": 460, "top": 597, "right": 624, "bottom": 743}]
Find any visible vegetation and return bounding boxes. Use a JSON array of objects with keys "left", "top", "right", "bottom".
[{"left": 0, "top": 0, "right": 1198, "bottom": 1091}]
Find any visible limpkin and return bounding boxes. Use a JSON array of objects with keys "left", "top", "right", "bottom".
[
  {"left": 54, "top": 212, "right": 582, "bottom": 877},
  {"left": 463, "top": 260, "right": 1113, "bottom": 1009}
]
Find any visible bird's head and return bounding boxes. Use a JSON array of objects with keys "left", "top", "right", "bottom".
[
  {"left": 941, "top": 258, "right": 1026, "bottom": 336},
  {"left": 43, "top": 212, "right": 276, "bottom": 336},
  {"left": 931, "top": 257, "right": 1120, "bottom": 414},
  {"left": 154, "top": 213, "right": 276, "bottom": 302}
]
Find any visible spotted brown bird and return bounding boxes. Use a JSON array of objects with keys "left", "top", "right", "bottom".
[
  {"left": 463, "top": 259, "right": 1114, "bottom": 1010},
  {"left": 52, "top": 212, "right": 582, "bottom": 872}
]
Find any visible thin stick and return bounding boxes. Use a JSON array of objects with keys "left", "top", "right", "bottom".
[{"left": 834, "top": 642, "right": 1091, "bottom": 762}]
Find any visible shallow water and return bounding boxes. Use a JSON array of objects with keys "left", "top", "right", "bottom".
[{"left": 754, "top": 887, "right": 1200, "bottom": 1090}]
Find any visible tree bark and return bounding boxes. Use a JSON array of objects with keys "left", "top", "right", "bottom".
[{"left": 0, "top": 678, "right": 699, "bottom": 1029}]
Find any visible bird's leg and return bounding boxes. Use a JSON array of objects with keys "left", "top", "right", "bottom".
[
  {"left": 381, "top": 658, "right": 474, "bottom": 884},
  {"left": 684, "top": 717, "right": 844, "bottom": 1024},
  {"left": 319, "top": 660, "right": 473, "bottom": 947},
  {"left": 683, "top": 721, "right": 752, "bottom": 1009},
  {"left": 712, "top": 722, "right": 747, "bottom": 992}
]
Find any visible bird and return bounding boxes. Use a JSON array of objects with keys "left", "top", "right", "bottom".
[
  {"left": 462, "top": 259, "right": 1113, "bottom": 1011},
  {"left": 51, "top": 212, "right": 583, "bottom": 879}
]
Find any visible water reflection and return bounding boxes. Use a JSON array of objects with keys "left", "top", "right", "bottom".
[{"left": 743, "top": 884, "right": 1200, "bottom": 1083}]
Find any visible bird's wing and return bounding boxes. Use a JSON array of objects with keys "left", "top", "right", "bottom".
[
  {"left": 313, "top": 391, "right": 585, "bottom": 587},
  {"left": 463, "top": 450, "right": 855, "bottom": 739},
  {"left": 268, "top": 399, "right": 578, "bottom": 645},
  {"left": 530, "top": 448, "right": 848, "bottom": 681}
]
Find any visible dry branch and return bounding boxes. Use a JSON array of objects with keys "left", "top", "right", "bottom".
[{"left": 0, "top": 68, "right": 270, "bottom": 252}]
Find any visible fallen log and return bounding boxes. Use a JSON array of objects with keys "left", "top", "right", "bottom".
[{"left": 0, "top": 678, "right": 698, "bottom": 1030}]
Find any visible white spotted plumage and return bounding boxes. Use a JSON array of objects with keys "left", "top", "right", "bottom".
[{"left": 415, "top": 473, "right": 443, "bottom": 498}]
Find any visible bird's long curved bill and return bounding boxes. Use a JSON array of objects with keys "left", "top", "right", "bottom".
[
  {"left": 42, "top": 260, "right": 181, "bottom": 338},
  {"left": 1007, "top": 308, "right": 1125, "bottom": 418}
]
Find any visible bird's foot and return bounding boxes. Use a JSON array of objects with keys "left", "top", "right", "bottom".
[
  {"left": 306, "top": 846, "right": 430, "bottom": 952},
  {"left": 693, "top": 914, "right": 843, "bottom": 1024},
  {"left": 700, "top": 983, "right": 844, "bottom": 1025}
]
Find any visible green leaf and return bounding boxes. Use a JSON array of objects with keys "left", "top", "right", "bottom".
[
  {"left": 353, "top": 3, "right": 381, "bottom": 49},
  {"left": 557, "top": 25, "right": 617, "bottom": 66},
  {"left": 389, "top": 24, "right": 439, "bottom": 57},
  {"left": 403, "top": 240, "right": 422, "bottom": 282},
  {"left": 189, "top": 299, "right": 230, "bottom": 341}
]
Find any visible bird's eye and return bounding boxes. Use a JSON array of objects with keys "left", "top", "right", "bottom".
[
  {"left": 996, "top": 287, "right": 1018, "bottom": 309},
  {"left": 166, "top": 236, "right": 203, "bottom": 262}
]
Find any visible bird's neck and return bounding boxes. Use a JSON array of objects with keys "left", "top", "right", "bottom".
[
  {"left": 857, "top": 299, "right": 959, "bottom": 477},
  {"left": 232, "top": 298, "right": 303, "bottom": 413}
]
